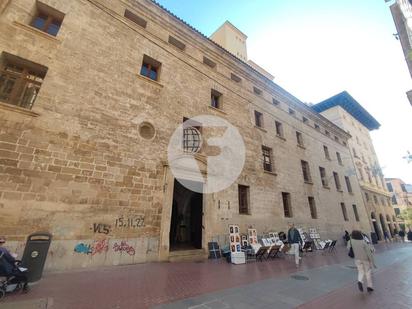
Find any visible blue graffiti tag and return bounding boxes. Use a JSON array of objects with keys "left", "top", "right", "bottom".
[{"left": 74, "top": 243, "right": 92, "bottom": 254}]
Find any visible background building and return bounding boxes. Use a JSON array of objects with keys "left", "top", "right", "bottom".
[
  {"left": 386, "top": 177, "right": 412, "bottom": 229},
  {"left": 0, "top": 0, "right": 371, "bottom": 270},
  {"left": 389, "top": 0, "right": 412, "bottom": 105},
  {"left": 313, "top": 91, "right": 397, "bottom": 240}
]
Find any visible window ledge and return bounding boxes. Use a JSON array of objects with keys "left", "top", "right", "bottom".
[
  {"left": 254, "top": 125, "right": 267, "bottom": 132},
  {"left": 297, "top": 144, "right": 306, "bottom": 149},
  {"left": 322, "top": 185, "right": 330, "bottom": 190},
  {"left": 264, "top": 170, "right": 277, "bottom": 176},
  {"left": 208, "top": 105, "right": 227, "bottom": 114},
  {"left": 276, "top": 134, "right": 286, "bottom": 141},
  {"left": 304, "top": 181, "right": 313, "bottom": 185},
  {"left": 337, "top": 189, "right": 344, "bottom": 192},
  {"left": 136, "top": 74, "right": 164, "bottom": 87},
  {"left": 0, "top": 101, "right": 39, "bottom": 117},
  {"left": 12, "top": 21, "right": 61, "bottom": 43}
]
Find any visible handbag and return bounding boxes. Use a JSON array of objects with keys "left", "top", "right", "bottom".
[{"left": 348, "top": 239, "right": 354, "bottom": 258}]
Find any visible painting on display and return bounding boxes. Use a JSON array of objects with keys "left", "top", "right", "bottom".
[
  {"left": 248, "top": 228, "right": 258, "bottom": 245},
  {"left": 229, "top": 224, "right": 241, "bottom": 253}
]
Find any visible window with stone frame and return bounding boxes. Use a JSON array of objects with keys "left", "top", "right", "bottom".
[
  {"left": 140, "top": 55, "right": 161, "bottom": 81},
  {"left": 319, "top": 167, "right": 328, "bottom": 187},
  {"left": 392, "top": 195, "right": 398, "bottom": 205},
  {"left": 308, "top": 196, "right": 317, "bottom": 219},
  {"left": 323, "top": 145, "right": 330, "bottom": 160},
  {"left": 238, "top": 185, "right": 250, "bottom": 215},
  {"left": 336, "top": 152, "right": 343, "bottom": 165},
  {"left": 0, "top": 52, "right": 47, "bottom": 109},
  {"left": 373, "top": 195, "right": 378, "bottom": 204},
  {"left": 210, "top": 89, "right": 222, "bottom": 109},
  {"left": 333, "top": 172, "right": 342, "bottom": 191},
  {"left": 282, "top": 192, "right": 292, "bottom": 218},
  {"left": 182, "top": 117, "right": 202, "bottom": 153},
  {"left": 254, "top": 110, "right": 263, "bottom": 128},
  {"left": 340, "top": 203, "right": 349, "bottom": 221},
  {"left": 124, "top": 9, "right": 147, "bottom": 28},
  {"left": 301, "top": 160, "right": 312, "bottom": 183},
  {"left": 262, "top": 146, "right": 273, "bottom": 172},
  {"left": 345, "top": 176, "right": 353, "bottom": 193},
  {"left": 275, "top": 121, "right": 284, "bottom": 138},
  {"left": 296, "top": 131, "right": 304, "bottom": 147},
  {"left": 365, "top": 192, "right": 370, "bottom": 201},
  {"left": 31, "top": 1, "right": 65, "bottom": 36},
  {"left": 352, "top": 204, "right": 360, "bottom": 221}
]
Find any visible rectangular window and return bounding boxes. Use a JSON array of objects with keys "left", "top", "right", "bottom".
[
  {"left": 230, "top": 73, "right": 241, "bottom": 83},
  {"left": 333, "top": 172, "right": 341, "bottom": 191},
  {"left": 238, "top": 185, "right": 250, "bottom": 214},
  {"left": 203, "top": 56, "right": 216, "bottom": 68},
  {"left": 345, "top": 176, "right": 352, "bottom": 193},
  {"left": 254, "top": 110, "right": 263, "bottom": 128},
  {"left": 182, "top": 117, "right": 202, "bottom": 153},
  {"left": 210, "top": 89, "right": 222, "bottom": 109},
  {"left": 140, "top": 55, "right": 161, "bottom": 81},
  {"left": 334, "top": 136, "right": 339, "bottom": 142},
  {"left": 168, "top": 35, "right": 186, "bottom": 50},
  {"left": 124, "top": 9, "right": 147, "bottom": 28},
  {"left": 341, "top": 203, "right": 349, "bottom": 221},
  {"left": 373, "top": 195, "right": 378, "bottom": 204},
  {"left": 325, "top": 130, "right": 330, "bottom": 136},
  {"left": 336, "top": 152, "right": 342, "bottom": 165},
  {"left": 275, "top": 121, "right": 284, "bottom": 137},
  {"left": 282, "top": 192, "right": 292, "bottom": 218},
  {"left": 308, "top": 197, "right": 317, "bottom": 219},
  {"left": 401, "top": 184, "right": 407, "bottom": 192},
  {"left": 365, "top": 192, "right": 369, "bottom": 201},
  {"left": 0, "top": 52, "right": 47, "bottom": 109},
  {"left": 31, "top": 2, "right": 64, "bottom": 36},
  {"left": 301, "top": 160, "right": 312, "bottom": 182},
  {"left": 302, "top": 116, "right": 308, "bottom": 124},
  {"left": 319, "top": 167, "right": 328, "bottom": 187},
  {"left": 394, "top": 207, "right": 400, "bottom": 215},
  {"left": 288, "top": 108, "right": 295, "bottom": 115},
  {"left": 386, "top": 182, "right": 393, "bottom": 192},
  {"left": 296, "top": 131, "right": 304, "bottom": 147},
  {"left": 323, "top": 145, "right": 330, "bottom": 160},
  {"left": 352, "top": 204, "right": 359, "bottom": 221},
  {"left": 262, "top": 146, "right": 273, "bottom": 172},
  {"left": 314, "top": 124, "right": 320, "bottom": 130},
  {"left": 392, "top": 195, "right": 398, "bottom": 205},
  {"left": 272, "top": 98, "right": 279, "bottom": 106},
  {"left": 253, "top": 86, "right": 262, "bottom": 95}
]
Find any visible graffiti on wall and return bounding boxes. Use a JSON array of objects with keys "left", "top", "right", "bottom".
[
  {"left": 114, "top": 216, "right": 145, "bottom": 229},
  {"left": 91, "top": 223, "right": 112, "bottom": 234},
  {"left": 113, "top": 240, "right": 136, "bottom": 256},
  {"left": 74, "top": 239, "right": 109, "bottom": 255}
]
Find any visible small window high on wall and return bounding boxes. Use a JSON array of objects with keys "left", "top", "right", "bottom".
[
  {"left": 140, "top": 55, "right": 161, "bottom": 81},
  {"left": 124, "top": 9, "right": 147, "bottom": 28},
  {"left": 31, "top": 1, "right": 65, "bottom": 36}
]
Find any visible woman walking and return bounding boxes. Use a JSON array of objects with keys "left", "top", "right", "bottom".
[{"left": 347, "top": 230, "right": 376, "bottom": 292}]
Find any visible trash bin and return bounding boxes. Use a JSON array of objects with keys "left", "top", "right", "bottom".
[
  {"left": 370, "top": 232, "right": 378, "bottom": 244},
  {"left": 21, "top": 232, "right": 52, "bottom": 282}
]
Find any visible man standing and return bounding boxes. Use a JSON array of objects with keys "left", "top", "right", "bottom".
[{"left": 288, "top": 223, "right": 302, "bottom": 267}]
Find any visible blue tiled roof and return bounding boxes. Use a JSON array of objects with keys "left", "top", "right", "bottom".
[{"left": 312, "top": 91, "right": 380, "bottom": 130}]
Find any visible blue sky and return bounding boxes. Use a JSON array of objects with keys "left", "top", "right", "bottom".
[{"left": 157, "top": 0, "right": 412, "bottom": 183}]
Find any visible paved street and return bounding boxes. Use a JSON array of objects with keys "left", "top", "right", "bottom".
[{"left": 1, "top": 242, "right": 411, "bottom": 309}]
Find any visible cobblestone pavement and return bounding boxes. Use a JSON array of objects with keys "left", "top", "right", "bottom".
[{"left": 1, "top": 242, "right": 411, "bottom": 309}]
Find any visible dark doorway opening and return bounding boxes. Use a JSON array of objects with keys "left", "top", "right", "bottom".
[
  {"left": 371, "top": 212, "right": 381, "bottom": 240},
  {"left": 169, "top": 179, "right": 203, "bottom": 251}
]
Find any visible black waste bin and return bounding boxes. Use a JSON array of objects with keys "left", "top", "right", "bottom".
[
  {"left": 370, "top": 232, "right": 378, "bottom": 244},
  {"left": 21, "top": 232, "right": 52, "bottom": 282}
]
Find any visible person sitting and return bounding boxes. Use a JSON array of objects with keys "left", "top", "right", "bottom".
[{"left": 0, "top": 236, "right": 29, "bottom": 292}]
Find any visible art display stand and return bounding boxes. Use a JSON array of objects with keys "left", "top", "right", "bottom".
[{"left": 229, "top": 224, "right": 245, "bottom": 264}]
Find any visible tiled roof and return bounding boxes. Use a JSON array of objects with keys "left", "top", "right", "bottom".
[{"left": 312, "top": 91, "right": 380, "bottom": 130}]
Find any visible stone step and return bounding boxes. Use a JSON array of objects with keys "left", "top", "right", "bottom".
[{"left": 168, "top": 249, "right": 207, "bottom": 262}]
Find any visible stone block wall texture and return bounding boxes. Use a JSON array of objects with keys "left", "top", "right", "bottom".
[{"left": 0, "top": 0, "right": 371, "bottom": 271}]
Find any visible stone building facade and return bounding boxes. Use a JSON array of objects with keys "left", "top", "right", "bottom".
[
  {"left": 313, "top": 92, "right": 397, "bottom": 241},
  {"left": 1, "top": 0, "right": 370, "bottom": 271},
  {"left": 385, "top": 177, "right": 412, "bottom": 229}
]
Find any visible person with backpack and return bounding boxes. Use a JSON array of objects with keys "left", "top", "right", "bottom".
[{"left": 347, "top": 230, "right": 376, "bottom": 293}]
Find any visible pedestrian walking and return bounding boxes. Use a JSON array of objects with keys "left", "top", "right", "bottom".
[
  {"left": 347, "top": 230, "right": 376, "bottom": 293},
  {"left": 408, "top": 229, "right": 412, "bottom": 242},
  {"left": 383, "top": 230, "right": 391, "bottom": 243},
  {"left": 287, "top": 223, "right": 302, "bottom": 267},
  {"left": 398, "top": 229, "right": 405, "bottom": 243},
  {"left": 343, "top": 230, "right": 350, "bottom": 246}
]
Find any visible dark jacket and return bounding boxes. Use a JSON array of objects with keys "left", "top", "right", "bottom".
[
  {"left": 0, "top": 246, "right": 17, "bottom": 276},
  {"left": 288, "top": 228, "right": 302, "bottom": 244}
]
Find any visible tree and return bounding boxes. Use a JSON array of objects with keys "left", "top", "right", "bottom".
[{"left": 400, "top": 208, "right": 412, "bottom": 228}]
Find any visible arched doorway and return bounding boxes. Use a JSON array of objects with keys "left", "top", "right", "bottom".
[
  {"left": 386, "top": 214, "right": 394, "bottom": 237},
  {"left": 371, "top": 212, "right": 381, "bottom": 240},
  {"left": 379, "top": 213, "right": 388, "bottom": 237}
]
